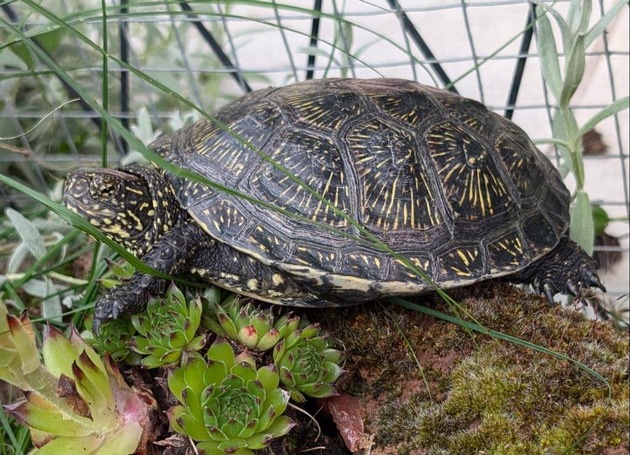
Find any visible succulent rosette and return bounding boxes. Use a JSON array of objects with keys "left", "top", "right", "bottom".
[
  {"left": 272, "top": 323, "right": 344, "bottom": 402},
  {"left": 91, "top": 316, "right": 135, "bottom": 361},
  {"left": 129, "top": 283, "right": 205, "bottom": 368},
  {"left": 168, "top": 339, "right": 295, "bottom": 454},
  {"left": 206, "top": 295, "right": 299, "bottom": 352},
  {"left": 0, "top": 300, "right": 156, "bottom": 455}
]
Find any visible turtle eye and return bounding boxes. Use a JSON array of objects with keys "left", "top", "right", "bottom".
[{"left": 89, "top": 175, "right": 119, "bottom": 200}]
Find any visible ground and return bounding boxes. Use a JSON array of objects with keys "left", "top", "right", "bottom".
[{"left": 271, "top": 283, "right": 630, "bottom": 455}]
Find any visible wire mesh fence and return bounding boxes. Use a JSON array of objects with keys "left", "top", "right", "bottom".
[{"left": 0, "top": 0, "right": 628, "bottom": 298}]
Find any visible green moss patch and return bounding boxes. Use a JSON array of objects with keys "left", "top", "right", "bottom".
[{"left": 306, "top": 283, "right": 629, "bottom": 454}]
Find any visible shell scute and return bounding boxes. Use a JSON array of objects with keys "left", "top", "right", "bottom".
[
  {"left": 277, "top": 85, "right": 368, "bottom": 132},
  {"left": 387, "top": 256, "right": 433, "bottom": 282},
  {"left": 340, "top": 251, "right": 387, "bottom": 281},
  {"left": 248, "top": 129, "right": 352, "bottom": 229},
  {"left": 369, "top": 89, "right": 440, "bottom": 128},
  {"left": 486, "top": 230, "right": 531, "bottom": 273},
  {"left": 243, "top": 224, "right": 293, "bottom": 261},
  {"left": 426, "top": 121, "right": 516, "bottom": 221},
  {"left": 292, "top": 245, "right": 339, "bottom": 272},
  {"left": 438, "top": 245, "right": 485, "bottom": 281},
  {"left": 345, "top": 117, "right": 441, "bottom": 231},
  {"left": 163, "top": 98, "right": 285, "bottom": 190},
  {"left": 521, "top": 213, "right": 560, "bottom": 253}
]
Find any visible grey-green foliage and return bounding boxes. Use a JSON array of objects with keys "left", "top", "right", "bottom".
[
  {"left": 533, "top": 0, "right": 629, "bottom": 255},
  {"left": 122, "top": 107, "right": 203, "bottom": 166},
  {"left": 2, "top": 208, "right": 78, "bottom": 322}
]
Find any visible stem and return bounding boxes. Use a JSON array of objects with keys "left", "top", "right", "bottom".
[{"left": 5, "top": 271, "right": 89, "bottom": 286}]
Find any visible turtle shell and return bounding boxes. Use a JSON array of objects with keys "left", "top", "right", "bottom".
[{"left": 151, "top": 78, "right": 569, "bottom": 296}]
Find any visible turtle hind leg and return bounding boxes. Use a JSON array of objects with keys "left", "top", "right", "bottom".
[{"left": 513, "top": 236, "right": 606, "bottom": 303}]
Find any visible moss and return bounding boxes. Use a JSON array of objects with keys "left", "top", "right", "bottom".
[{"left": 305, "top": 283, "right": 630, "bottom": 454}]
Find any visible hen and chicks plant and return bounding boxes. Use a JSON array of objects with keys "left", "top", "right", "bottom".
[
  {"left": 273, "top": 322, "right": 344, "bottom": 403},
  {"left": 0, "top": 299, "right": 156, "bottom": 455},
  {"left": 205, "top": 293, "right": 344, "bottom": 401},
  {"left": 205, "top": 293, "right": 300, "bottom": 351},
  {"left": 129, "top": 283, "right": 205, "bottom": 368},
  {"left": 166, "top": 291, "right": 344, "bottom": 453},
  {"left": 1, "top": 277, "right": 344, "bottom": 455},
  {"left": 168, "top": 339, "right": 295, "bottom": 455}
]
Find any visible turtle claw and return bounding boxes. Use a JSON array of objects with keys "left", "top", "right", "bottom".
[
  {"left": 92, "top": 279, "right": 157, "bottom": 335},
  {"left": 542, "top": 281, "right": 556, "bottom": 305},
  {"left": 92, "top": 317, "right": 103, "bottom": 337},
  {"left": 519, "top": 237, "right": 607, "bottom": 303},
  {"left": 566, "top": 279, "right": 580, "bottom": 297},
  {"left": 582, "top": 267, "right": 606, "bottom": 292}
]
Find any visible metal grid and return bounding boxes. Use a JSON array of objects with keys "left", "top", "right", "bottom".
[{"left": 0, "top": 0, "right": 628, "bottom": 296}]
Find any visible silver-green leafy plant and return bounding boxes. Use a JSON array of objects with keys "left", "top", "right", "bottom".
[
  {"left": 206, "top": 294, "right": 300, "bottom": 352},
  {"left": 0, "top": 299, "right": 156, "bottom": 455},
  {"left": 533, "top": 0, "right": 629, "bottom": 255},
  {"left": 272, "top": 322, "right": 344, "bottom": 403},
  {"left": 2, "top": 207, "right": 81, "bottom": 323},
  {"left": 129, "top": 283, "right": 205, "bottom": 368},
  {"left": 168, "top": 338, "right": 295, "bottom": 455}
]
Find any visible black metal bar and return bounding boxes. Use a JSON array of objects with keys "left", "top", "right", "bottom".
[
  {"left": 120, "top": 0, "right": 130, "bottom": 154},
  {"left": 504, "top": 2, "right": 536, "bottom": 120},
  {"left": 386, "top": 0, "right": 458, "bottom": 93},
  {"left": 1, "top": 3, "right": 18, "bottom": 22},
  {"left": 178, "top": 0, "right": 252, "bottom": 93},
  {"left": 306, "top": 0, "right": 323, "bottom": 80}
]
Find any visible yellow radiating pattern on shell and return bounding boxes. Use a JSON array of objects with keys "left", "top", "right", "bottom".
[{"left": 128, "top": 78, "right": 576, "bottom": 299}]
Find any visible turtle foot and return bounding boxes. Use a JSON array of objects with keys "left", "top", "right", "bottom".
[
  {"left": 92, "top": 274, "right": 167, "bottom": 334},
  {"left": 517, "top": 236, "right": 605, "bottom": 304}
]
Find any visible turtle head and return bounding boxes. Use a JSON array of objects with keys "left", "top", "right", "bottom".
[{"left": 64, "top": 165, "right": 182, "bottom": 256}]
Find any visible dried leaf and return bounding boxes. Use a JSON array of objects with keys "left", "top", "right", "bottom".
[{"left": 323, "top": 394, "right": 373, "bottom": 453}]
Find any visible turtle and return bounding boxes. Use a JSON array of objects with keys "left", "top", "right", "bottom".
[{"left": 64, "top": 78, "right": 605, "bottom": 332}]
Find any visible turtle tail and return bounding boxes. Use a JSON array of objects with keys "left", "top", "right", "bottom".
[{"left": 514, "top": 236, "right": 606, "bottom": 303}]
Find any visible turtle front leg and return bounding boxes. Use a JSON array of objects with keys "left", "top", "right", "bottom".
[{"left": 93, "top": 221, "right": 211, "bottom": 333}]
